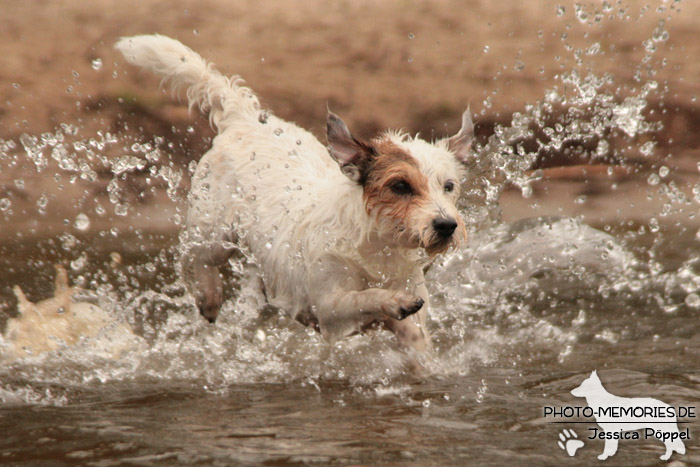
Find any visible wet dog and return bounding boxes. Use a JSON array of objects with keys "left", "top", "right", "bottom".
[{"left": 116, "top": 34, "right": 472, "bottom": 351}]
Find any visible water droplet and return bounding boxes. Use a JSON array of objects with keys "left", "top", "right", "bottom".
[
  {"left": 685, "top": 293, "right": 700, "bottom": 309},
  {"left": 408, "top": 33, "right": 415, "bottom": 39},
  {"left": 640, "top": 141, "right": 655, "bottom": 157},
  {"left": 644, "top": 39, "right": 656, "bottom": 54},
  {"left": 273, "top": 128, "right": 283, "bottom": 136},
  {"left": 296, "top": 140, "right": 302, "bottom": 145},
  {"left": 74, "top": 213, "right": 90, "bottom": 231},
  {"left": 649, "top": 217, "right": 660, "bottom": 233},
  {"left": 652, "top": 20, "right": 669, "bottom": 42},
  {"left": 91, "top": 58, "right": 103, "bottom": 71},
  {"left": 659, "top": 166, "right": 669, "bottom": 178},
  {"left": 586, "top": 42, "right": 601, "bottom": 56},
  {"left": 115, "top": 204, "right": 128, "bottom": 216},
  {"left": 70, "top": 252, "right": 88, "bottom": 272},
  {"left": 574, "top": 4, "right": 589, "bottom": 23},
  {"left": 647, "top": 173, "right": 660, "bottom": 186},
  {"left": 37, "top": 194, "right": 49, "bottom": 213},
  {"left": 483, "top": 45, "right": 489, "bottom": 53},
  {"left": 596, "top": 139, "right": 609, "bottom": 157},
  {"left": 556, "top": 5, "right": 565, "bottom": 16},
  {"left": 0, "top": 198, "right": 10, "bottom": 212}
]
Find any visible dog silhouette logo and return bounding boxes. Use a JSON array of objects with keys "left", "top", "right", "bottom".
[{"left": 570, "top": 371, "right": 687, "bottom": 461}]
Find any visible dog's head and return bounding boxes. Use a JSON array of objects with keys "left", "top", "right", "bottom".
[
  {"left": 571, "top": 370, "right": 604, "bottom": 398},
  {"left": 327, "top": 110, "right": 472, "bottom": 255}
]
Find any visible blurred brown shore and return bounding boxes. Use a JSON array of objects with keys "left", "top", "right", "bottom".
[{"left": 2, "top": 0, "right": 700, "bottom": 246}]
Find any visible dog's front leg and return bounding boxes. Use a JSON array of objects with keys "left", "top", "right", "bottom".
[
  {"left": 383, "top": 276, "right": 433, "bottom": 353},
  {"left": 182, "top": 235, "right": 235, "bottom": 323},
  {"left": 192, "top": 261, "right": 224, "bottom": 323},
  {"left": 382, "top": 316, "right": 430, "bottom": 352},
  {"left": 315, "top": 287, "right": 425, "bottom": 342}
]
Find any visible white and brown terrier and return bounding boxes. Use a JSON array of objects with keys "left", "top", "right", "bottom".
[{"left": 116, "top": 34, "right": 472, "bottom": 352}]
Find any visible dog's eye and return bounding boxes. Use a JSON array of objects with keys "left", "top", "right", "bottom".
[
  {"left": 444, "top": 181, "right": 455, "bottom": 193},
  {"left": 390, "top": 180, "right": 413, "bottom": 196}
]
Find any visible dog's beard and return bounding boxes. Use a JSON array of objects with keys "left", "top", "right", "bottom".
[
  {"left": 398, "top": 224, "right": 453, "bottom": 256},
  {"left": 423, "top": 235, "right": 452, "bottom": 256}
]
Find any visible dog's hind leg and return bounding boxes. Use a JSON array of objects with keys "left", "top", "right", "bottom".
[{"left": 181, "top": 235, "right": 235, "bottom": 323}]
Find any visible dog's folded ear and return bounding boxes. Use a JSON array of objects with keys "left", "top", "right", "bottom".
[
  {"left": 447, "top": 108, "right": 474, "bottom": 164},
  {"left": 327, "top": 111, "right": 375, "bottom": 183}
]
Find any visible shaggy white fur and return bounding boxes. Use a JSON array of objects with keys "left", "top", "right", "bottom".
[{"left": 115, "top": 34, "right": 473, "bottom": 352}]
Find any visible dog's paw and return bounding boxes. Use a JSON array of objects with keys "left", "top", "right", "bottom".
[{"left": 381, "top": 292, "right": 424, "bottom": 320}]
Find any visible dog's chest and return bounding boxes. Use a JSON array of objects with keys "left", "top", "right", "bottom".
[{"left": 354, "top": 248, "right": 420, "bottom": 290}]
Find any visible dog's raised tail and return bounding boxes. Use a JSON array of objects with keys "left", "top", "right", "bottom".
[{"left": 115, "top": 34, "right": 259, "bottom": 130}]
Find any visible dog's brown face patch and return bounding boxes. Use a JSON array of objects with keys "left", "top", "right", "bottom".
[
  {"left": 362, "top": 140, "right": 432, "bottom": 247},
  {"left": 361, "top": 138, "right": 467, "bottom": 254}
]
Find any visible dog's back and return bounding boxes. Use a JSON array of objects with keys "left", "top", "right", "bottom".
[{"left": 116, "top": 35, "right": 368, "bottom": 319}]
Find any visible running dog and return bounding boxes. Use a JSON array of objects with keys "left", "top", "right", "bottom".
[{"left": 115, "top": 34, "right": 472, "bottom": 352}]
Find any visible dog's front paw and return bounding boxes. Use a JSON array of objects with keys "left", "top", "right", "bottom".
[{"left": 381, "top": 292, "right": 424, "bottom": 320}]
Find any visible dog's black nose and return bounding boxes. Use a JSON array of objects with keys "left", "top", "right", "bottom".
[{"left": 433, "top": 217, "right": 458, "bottom": 239}]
